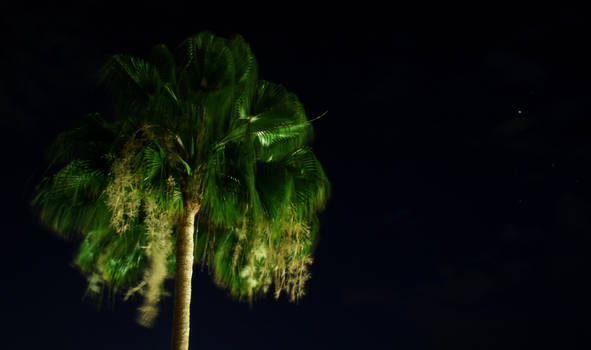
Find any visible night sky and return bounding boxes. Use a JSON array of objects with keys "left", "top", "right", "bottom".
[{"left": 3, "top": 4, "right": 591, "bottom": 349}]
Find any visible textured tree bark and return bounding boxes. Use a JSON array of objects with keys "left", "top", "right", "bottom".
[{"left": 171, "top": 201, "right": 199, "bottom": 350}]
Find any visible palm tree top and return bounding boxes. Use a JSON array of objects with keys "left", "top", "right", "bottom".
[{"left": 32, "top": 31, "right": 330, "bottom": 326}]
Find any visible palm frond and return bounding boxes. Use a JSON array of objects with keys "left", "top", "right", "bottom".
[
  {"left": 75, "top": 222, "right": 147, "bottom": 292},
  {"left": 287, "top": 147, "right": 330, "bottom": 216},
  {"left": 46, "top": 113, "right": 115, "bottom": 167},
  {"left": 142, "top": 143, "right": 166, "bottom": 182},
  {"left": 149, "top": 44, "right": 177, "bottom": 84},
  {"left": 33, "top": 159, "right": 110, "bottom": 237},
  {"left": 99, "top": 54, "right": 163, "bottom": 112},
  {"left": 228, "top": 35, "right": 258, "bottom": 121}
]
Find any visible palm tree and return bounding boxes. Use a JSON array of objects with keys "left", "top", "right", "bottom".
[{"left": 32, "top": 31, "right": 329, "bottom": 350}]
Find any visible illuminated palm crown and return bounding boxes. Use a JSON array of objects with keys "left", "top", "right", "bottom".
[{"left": 33, "top": 31, "right": 329, "bottom": 324}]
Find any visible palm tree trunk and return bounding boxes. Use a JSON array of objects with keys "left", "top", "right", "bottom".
[{"left": 171, "top": 201, "right": 199, "bottom": 350}]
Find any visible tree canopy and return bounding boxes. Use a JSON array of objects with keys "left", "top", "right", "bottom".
[{"left": 32, "top": 31, "right": 330, "bottom": 326}]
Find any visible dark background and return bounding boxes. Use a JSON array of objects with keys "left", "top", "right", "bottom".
[{"left": 2, "top": 4, "right": 590, "bottom": 349}]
